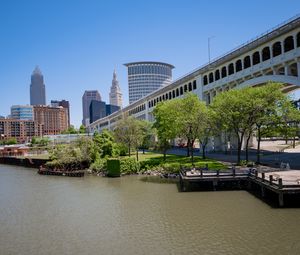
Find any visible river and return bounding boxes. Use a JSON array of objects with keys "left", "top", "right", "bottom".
[{"left": 1, "top": 164, "right": 300, "bottom": 255}]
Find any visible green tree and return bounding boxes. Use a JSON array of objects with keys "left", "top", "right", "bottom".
[
  {"left": 114, "top": 115, "right": 145, "bottom": 160},
  {"left": 153, "top": 99, "right": 180, "bottom": 161},
  {"left": 198, "top": 107, "right": 218, "bottom": 159},
  {"left": 93, "top": 129, "right": 117, "bottom": 158},
  {"left": 61, "top": 125, "right": 78, "bottom": 134},
  {"left": 176, "top": 94, "right": 209, "bottom": 162},
  {"left": 79, "top": 125, "right": 86, "bottom": 134},
  {"left": 138, "top": 120, "right": 154, "bottom": 154},
  {"left": 211, "top": 88, "right": 254, "bottom": 164},
  {"left": 277, "top": 98, "right": 300, "bottom": 147}
]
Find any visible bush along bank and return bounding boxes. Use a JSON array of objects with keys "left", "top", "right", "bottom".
[{"left": 88, "top": 155, "right": 225, "bottom": 179}]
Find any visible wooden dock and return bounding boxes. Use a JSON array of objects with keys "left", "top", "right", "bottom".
[{"left": 179, "top": 168, "right": 300, "bottom": 207}]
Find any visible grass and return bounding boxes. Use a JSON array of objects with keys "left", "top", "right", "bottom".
[
  {"left": 131, "top": 151, "right": 226, "bottom": 170},
  {"left": 17, "top": 154, "right": 49, "bottom": 160}
]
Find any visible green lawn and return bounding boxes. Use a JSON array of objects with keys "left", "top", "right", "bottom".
[
  {"left": 131, "top": 151, "right": 226, "bottom": 170},
  {"left": 17, "top": 154, "right": 49, "bottom": 160}
]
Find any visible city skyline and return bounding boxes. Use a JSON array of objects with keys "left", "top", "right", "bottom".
[{"left": 0, "top": 1, "right": 300, "bottom": 127}]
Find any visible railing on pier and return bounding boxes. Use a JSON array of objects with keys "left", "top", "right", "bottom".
[
  {"left": 249, "top": 169, "right": 300, "bottom": 190},
  {"left": 179, "top": 167, "right": 249, "bottom": 179}
]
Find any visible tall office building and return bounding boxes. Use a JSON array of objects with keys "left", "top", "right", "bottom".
[
  {"left": 82, "top": 90, "right": 101, "bottom": 126},
  {"left": 10, "top": 105, "right": 33, "bottom": 120},
  {"left": 30, "top": 66, "right": 46, "bottom": 105},
  {"left": 124, "top": 61, "right": 174, "bottom": 104},
  {"left": 51, "top": 100, "right": 70, "bottom": 127},
  {"left": 109, "top": 70, "right": 122, "bottom": 107}
]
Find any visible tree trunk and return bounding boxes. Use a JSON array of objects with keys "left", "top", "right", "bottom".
[
  {"left": 256, "top": 127, "right": 261, "bottom": 164},
  {"left": 128, "top": 143, "right": 131, "bottom": 157},
  {"left": 245, "top": 133, "right": 251, "bottom": 162},
  {"left": 186, "top": 138, "right": 190, "bottom": 157},
  {"left": 293, "top": 136, "right": 296, "bottom": 148},
  {"left": 136, "top": 149, "right": 139, "bottom": 161},
  {"left": 191, "top": 140, "right": 195, "bottom": 163},
  {"left": 237, "top": 133, "right": 244, "bottom": 164},
  {"left": 143, "top": 148, "right": 145, "bottom": 154},
  {"left": 202, "top": 144, "right": 206, "bottom": 159}
]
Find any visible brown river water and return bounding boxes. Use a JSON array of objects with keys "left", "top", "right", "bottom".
[{"left": 1, "top": 164, "right": 300, "bottom": 255}]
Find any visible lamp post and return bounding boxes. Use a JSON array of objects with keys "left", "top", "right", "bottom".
[{"left": 208, "top": 36, "right": 215, "bottom": 64}]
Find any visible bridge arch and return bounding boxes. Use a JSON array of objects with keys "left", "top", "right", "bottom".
[
  {"left": 252, "top": 51, "right": 260, "bottom": 65},
  {"left": 236, "top": 59, "right": 242, "bottom": 72},
  {"left": 284, "top": 36, "right": 294, "bottom": 52},
  {"left": 272, "top": 41, "right": 282, "bottom": 57},
  {"left": 262, "top": 46, "right": 271, "bottom": 61},
  {"left": 221, "top": 66, "right": 227, "bottom": 78},
  {"left": 215, "top": 69, "right": 220, "bottom": 80},
  {"left": 238, "top": 75, "right": 300, "bottom": 93},
  {"left": 244, "top": 56, "right": 251, "bottom": 69},
  {"left": 209, "top": 72, "right": 214, "bottom": 83}
]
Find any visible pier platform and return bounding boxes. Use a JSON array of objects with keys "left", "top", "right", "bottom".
[{"left": 179, "top": 168, "right": 300, "bottom": 207}]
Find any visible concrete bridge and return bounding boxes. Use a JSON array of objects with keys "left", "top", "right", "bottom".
[{"left": 88, "top": 15, "right": 300, "bottom": 135}]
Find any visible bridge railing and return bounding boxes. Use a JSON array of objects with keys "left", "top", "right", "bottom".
[{"left": 171, "top": 14, "right": 300, "bottom": 84}]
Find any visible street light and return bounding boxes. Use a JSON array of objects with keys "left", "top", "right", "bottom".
[{"left": 208, "top": 36, "right": 215, "bottom": 64}]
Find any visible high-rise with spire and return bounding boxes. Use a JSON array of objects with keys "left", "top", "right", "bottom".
[
  {"left": 30, "top": 66, "right": 46, "bottom": 105},
  {"left": 109, "top": 70, "right": 122, "bottom": 108}
]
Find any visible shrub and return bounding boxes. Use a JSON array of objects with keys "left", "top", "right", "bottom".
[
  {"left": 107, "top": 159, "right": 121, "bottom": 177},
  {"left": 90, "top": 158, "right": 106, "bottom": 173},
  {"left": 160, "top": 162, "right": 181, "bottom": 173},
  {"left": 115, "top": 143, "right": 128, "bottom": 156},
  {"left": 120, "top": 157, "right": 140, "bottom": 174}
]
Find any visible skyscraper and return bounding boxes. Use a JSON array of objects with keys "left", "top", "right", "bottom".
[
  {"left": 30, "top": 66, "right": 46, "bottom": 105},
  {"left": 124, "top": 61, "right": 174, "bottom": 104},
  {"left": 109, "top": 70, "right": 122, "bottom": 107},
  {"left": 82, "top": 90, "right": 101, "bottom": 126}
]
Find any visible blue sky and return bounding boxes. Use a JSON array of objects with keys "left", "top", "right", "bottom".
[{"left": 0, "top": 0, "right": 299, "bottom": 127}]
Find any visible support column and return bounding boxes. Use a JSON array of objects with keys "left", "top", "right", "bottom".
[
  {"left": 293, "top": 34, "right": 297, "bottom": 50},
  {"left": 284, "top": 64, "right": 290, "bottom": 76},
  {"left": 261, "top": 186, "right": 265, "bottom": 197},
  {"left": 297, "top": 61, "right": 300, "bottom": 77},
  {"left": 278, "top": 192, "right": 284, "bottom": 207}
]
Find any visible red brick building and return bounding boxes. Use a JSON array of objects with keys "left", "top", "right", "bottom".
[{"left": 33, "top": 105, "right": 69, "bottom": 135}]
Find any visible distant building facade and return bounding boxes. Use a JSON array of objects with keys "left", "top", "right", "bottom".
[
  {"left": 89, "top": 100, "right": 106, "bottom": 123},
  {"left": 109, "top": 70, "right": 122, "bottom": 107},
  {"left": 51, "top": 100, "right": 70, "bottom": 127},
  {"left": 82, "top": 90, "right": 101, "bottom": 126},
  {"left": 30, "top": 66, "right": 46, "bottom": 105},
  {"left": 33, "top": 106, "right": 69, "bottom": 135},
  {"left": 0, "top": 119, "right": 42, "bottom": 143},
  {"left": 10, "top": 105, "right": 33, "bottom": 120},
  {"left": 124, "top": 61, "right": 174, "bottom": 104},
  {"left": 89, "top": 100, "right": 120, "bottom": 124}
]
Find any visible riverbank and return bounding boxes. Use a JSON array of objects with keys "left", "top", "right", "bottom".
[{"left": 0, "top": 157, "right": 48, "bottom": 168}]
